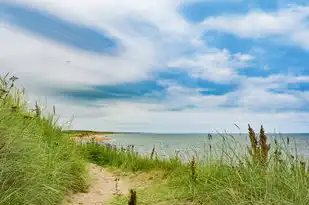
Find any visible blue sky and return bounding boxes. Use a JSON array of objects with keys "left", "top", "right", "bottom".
[{"left": 1, "top": 0, "right": 309, "bottom": 133}]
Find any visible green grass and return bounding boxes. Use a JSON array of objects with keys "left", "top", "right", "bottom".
[
  {"left": 79, "top": 143, "right": 182, "bottom": 172},
  {"left": 0, "top": 74, "right": 88, "bottom": 205},
  {"left": 80, "top": 128, "right": 309, "bottom": 205}
]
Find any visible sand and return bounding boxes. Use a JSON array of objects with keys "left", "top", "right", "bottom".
[{"left": 63, "top": 163, "right": 129, "bottom": 205}]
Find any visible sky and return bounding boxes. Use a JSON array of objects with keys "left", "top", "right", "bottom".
[{"left": 0, "top": 0, "right": 309, "bottom": 133}]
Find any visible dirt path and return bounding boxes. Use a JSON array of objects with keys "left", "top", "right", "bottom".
[{"left": 63, "top": 163, "right": 129, "bottom": 205}]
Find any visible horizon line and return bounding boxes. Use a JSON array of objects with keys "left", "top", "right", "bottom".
[{"left": 64, "top": 129, "right": 309, "bottom": 135}]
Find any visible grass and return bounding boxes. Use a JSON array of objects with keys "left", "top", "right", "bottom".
[
  {"left": 79, "top": 143, "right": 182, "bottom": 172},
  {"left": 0, "top": 74, "right": 88, "bottom": 205},
  {"left": 80, "top": 126, "right": 309, "bottom": 205}
]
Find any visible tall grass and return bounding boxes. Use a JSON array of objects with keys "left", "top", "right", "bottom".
[
  {"left": 79, "top": 143, "right": 182, "bottom": 172},
  {"left": 80, "top": 126, "right": 309, "bottom": 204},
  {"left": 0, "top": 74, "right": 88, "bottom": 205}
]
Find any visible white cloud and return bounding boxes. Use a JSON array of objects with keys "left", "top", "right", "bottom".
[
  {"left": 156, "top": 81, "right": 228, "bottom": 110},
  {"left": 233, "top": 53, "right": 254, "bottom": 61},
  {"left": 201, "top": 6, "right": 309, "bottom": 49},
  {"left": 0, "top": 23, "right": 158, "bottom": 92},
  {"left": 224, "top": 74, "right": 309, "bottom": 111},
  {"left": 202, "top": 6, "right": 309, "bottom": 37},
  {"left": 20, "top": 71, "right": 309, "bottom": 133},
  {"left": 290, "top": 29, "right": 309, "bottom": 50},
  {"left": 7, "top": 0, "right": 192, "bottom": 36},
  {"left": 47, "top": 97, "right": 309, "bottom": 133},
  {"left": 168, "top": 48, "right": 253, "bottom": 82},
  {"left": 244, "top": 74, "right": 309, "bottom": 86},
  {"left": 33, "top": 74, "right": 308, "bottom": 133},
  {"left": 0, "top": 0, "right": 202, "bottom": 90}
]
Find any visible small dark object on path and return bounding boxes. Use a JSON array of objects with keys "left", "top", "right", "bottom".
[{"left": 128, "top": 189, "right": 137, "bottom": 205}]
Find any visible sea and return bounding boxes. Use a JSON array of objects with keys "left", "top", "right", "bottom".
[{"left": 108, "top": 133, "right": 309, "bottom": 162}]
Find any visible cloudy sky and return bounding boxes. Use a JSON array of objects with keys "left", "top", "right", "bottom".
[{"left": 1, "top": 0, "right": 309, "bottom": 133}]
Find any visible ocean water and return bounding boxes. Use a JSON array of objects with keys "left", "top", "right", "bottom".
[{"left": 109, "top": 133, "right": 309, "bottom": 162}]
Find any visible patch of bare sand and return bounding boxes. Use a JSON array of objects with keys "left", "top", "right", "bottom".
[{"left": 63, "top": 164, "right": 129, "bottom": 205}]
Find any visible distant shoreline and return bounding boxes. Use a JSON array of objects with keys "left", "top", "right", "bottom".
[
  {"left": 62, "top": 130, "right": 141, "bottom": 135},
  {"left": 63, "top": 130, "right": 309, "bottom": 135}
]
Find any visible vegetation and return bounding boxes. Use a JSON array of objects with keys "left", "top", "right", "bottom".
[
  {"left": 80, "top": 143, "right": 182, "bottom": 172},
  {"left": 0, "top": 74, "right": 88, "bottom": 205},
  {"left": 63, "top": 130, "right": 114, "bottom": 138},
  {"left": 80, "top": 126, "right": 309, "bottom": 205},
  {"left": 2, "top": 73, "right": 309, "bottom": 205},
  {"left": 62, "top": 130, "right": 141, "bottom": 138}
]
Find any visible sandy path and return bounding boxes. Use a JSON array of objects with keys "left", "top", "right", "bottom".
[{"left": 63, "top": 163, "right": 129, "bottom": 205}]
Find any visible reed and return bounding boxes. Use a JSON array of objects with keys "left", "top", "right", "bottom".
[{"left": 247, "top": 124, "right": 271, "bottom": 166}]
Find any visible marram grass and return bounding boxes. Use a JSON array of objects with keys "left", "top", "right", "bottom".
[
  {"left": 0, "top": 74, "right": 88, "bottom": 205},
  {"left": 80, "top": 126, "right": 309, "bottom": 205}
]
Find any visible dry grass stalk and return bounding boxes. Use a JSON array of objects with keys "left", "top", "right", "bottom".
[
  {"left": 150, "top": 145, "right": 156, "bottom": 160},
  {"left": 35, "top": 101, "right": 41, "bottom": 117},
  {"left": 248, "top": 124, "right": 258, "bottom": 157},
  {"left": 128, "top": 189, "right": 137, "bottom": 205},
  {"left": 248, "top": 124, "right": 270, "bottom": 166},
  {"left": 0, "top": 73, "right": 17, "bottom": 100},
  {"left": 190, "top": 156, "right": 197, "bottom": 181},
  {"left": 259, "top": 125, "right": 270, "bottom": 165}
]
